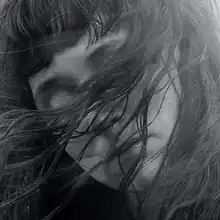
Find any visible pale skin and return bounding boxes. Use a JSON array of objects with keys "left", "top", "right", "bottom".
[{"left": 29, "top": 29, "right": 181, "bottom": 190}]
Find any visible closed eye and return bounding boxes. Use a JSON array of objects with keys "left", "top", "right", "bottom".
[{"left": 34, "top": 76, "right": 78, "bottom": 110}]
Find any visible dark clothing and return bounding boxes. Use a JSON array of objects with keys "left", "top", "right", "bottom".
[{"left": 40, "top": 152, "right": 132, "bottom": 220}]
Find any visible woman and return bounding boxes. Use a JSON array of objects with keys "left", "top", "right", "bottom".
[{"left": 0, "top": 0, "right": 220, "bottom": 219}]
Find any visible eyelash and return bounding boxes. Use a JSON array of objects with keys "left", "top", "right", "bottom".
[{"left": 35, "top": 77, "right": 78, "bottom": 109}]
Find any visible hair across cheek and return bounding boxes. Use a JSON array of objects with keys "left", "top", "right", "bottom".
[{"left": 64, "top": 65, "right": 181, "bottom": 191}]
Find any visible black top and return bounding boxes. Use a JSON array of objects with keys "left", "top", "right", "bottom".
[{"left": 40, "top": 152, "right": 132, "bottom": 220}]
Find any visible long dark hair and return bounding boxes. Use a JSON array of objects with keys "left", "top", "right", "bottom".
[{"left": 0, "top": 0, "right": 220, "bottom": 220}]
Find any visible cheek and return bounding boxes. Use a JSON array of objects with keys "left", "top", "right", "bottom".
[
  {"left": 141, "top": 73, "right": 181, "bottom": 180},
  {"left": 148, "top": 85, "right": 178, "bottom": 144},
  {"left": 135, "top": 88, "right": 178, "bottom": 184}
]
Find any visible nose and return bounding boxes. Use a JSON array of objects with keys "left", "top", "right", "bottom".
[
  {"left": 89, "top": 101, "right": 142, "bottom": 178},
  {"left": 87, "top": 98, "right": 130, "bottom": 139},
  {"left": 73, "top": 98, "right": 129, "bottom": 159},
  {"left": 98, "top": 103, "right": 122, "bottom": 126}
]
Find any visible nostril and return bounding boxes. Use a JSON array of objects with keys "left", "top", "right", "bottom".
[{"left": 95, "top": 110, "right": 123, "bottom": 131}]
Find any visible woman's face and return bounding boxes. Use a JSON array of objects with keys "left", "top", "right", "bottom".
[{"left": 29, "top": 29, "right": 181, "bottom": 190}]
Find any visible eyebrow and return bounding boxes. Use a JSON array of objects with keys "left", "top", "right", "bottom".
[
  {"left": 27, "top": 29, "right": 89, "bottom": 80},
  {"left": 34, "top": 29, "right": 87, "bottom": 57}
]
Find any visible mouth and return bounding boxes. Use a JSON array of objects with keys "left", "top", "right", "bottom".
[
  {"left": 65, "top": 131, "right": 164, "bottom": 190},
  {"left": 67, "top": 129, "right": 162, "bottom": 161}
]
